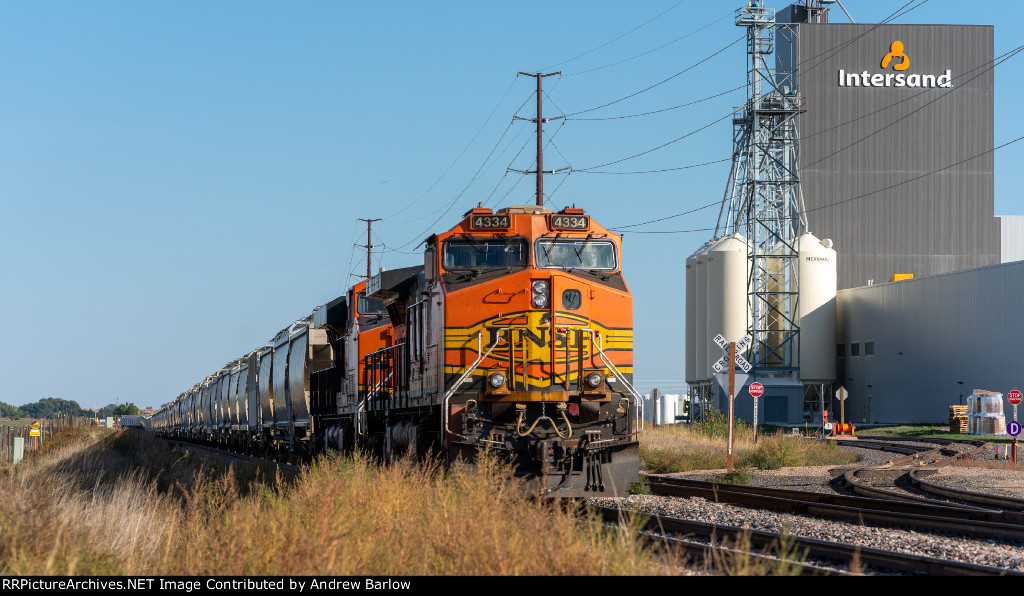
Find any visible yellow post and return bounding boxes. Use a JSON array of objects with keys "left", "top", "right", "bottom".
[{"left": 29, "top": 421, "right": 42, "bottom": 450}]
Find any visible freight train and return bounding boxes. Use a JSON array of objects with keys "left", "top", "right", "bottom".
[{"left": 150, "top": 204, "right": 642, "bottom": 496}]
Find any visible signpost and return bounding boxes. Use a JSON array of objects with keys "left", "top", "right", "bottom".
[
  {"left": 29, "top": 421, "right": 41, "bottom": 450},
  {"left": 1009, "top": 388, "right": 1021, "bottom": 465},
  {"left": 713, "top": 333, "right": 752, "bottom": 471},
  {"left": 749, "top": 382, "right": 764, "bottom": 443}
]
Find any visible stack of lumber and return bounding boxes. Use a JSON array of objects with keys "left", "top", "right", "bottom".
[{"left": 949, "top": 405, "right": 968, "bottom": 433}]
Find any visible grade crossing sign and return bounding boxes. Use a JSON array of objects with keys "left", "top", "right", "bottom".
[{"left": 711, "top": 333, "right": 753, "bottom": 373}]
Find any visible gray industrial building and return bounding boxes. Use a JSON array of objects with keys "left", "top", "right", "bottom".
[
  {"left": 698, "top": 5, "right": 1020, "bottom": 427},
  {"left": 776, "top": 12, "right": 1001, "bottom": 290},
  {"left": 837, "top": 260, "right": 1023, "bottom": 424}
]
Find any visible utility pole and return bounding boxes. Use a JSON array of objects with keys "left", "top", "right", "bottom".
[
  {"left": 514, "top": 72, "right": 561, "bottom": 207},
  {"left": 358, "top": 218, "right": 381, "bottom": 281}
]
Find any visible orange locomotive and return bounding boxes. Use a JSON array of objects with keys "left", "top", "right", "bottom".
[
  {"left": 326, "top": 203, "right": 642, "bottom": 497},
  {"left": 153, "top": 203, "right": 641, "bottom": 497}
]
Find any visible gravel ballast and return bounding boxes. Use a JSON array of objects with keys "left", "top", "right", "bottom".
[{"left": 591, "top": 440, "right": 1024, "bottom": 573}]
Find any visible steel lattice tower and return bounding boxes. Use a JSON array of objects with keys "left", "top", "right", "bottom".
[{"left": 718, "top": 4, "right": 808, "bottom": 376}]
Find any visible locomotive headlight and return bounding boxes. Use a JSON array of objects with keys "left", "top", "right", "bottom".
[
  {"left": 531, "top": 280, "right": 549, "bottom": 308},
  {"left": 488, "top": 372, "right": 507, "bottom": 388},
  {"left": 585, "top": 372, "right": 605, "bottom": 389}
]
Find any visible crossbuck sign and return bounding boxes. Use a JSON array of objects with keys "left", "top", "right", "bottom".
[{"left": 712, "top": 334, "right": 752, "bottom": 373}]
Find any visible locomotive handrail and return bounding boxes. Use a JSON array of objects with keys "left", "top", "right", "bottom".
[
  {"left": 578, "top": 328, "right": 644, "bottom": 434},
  {"left": 357, "top": 344, "right": 404, "bottom": 437},
  {"left": 443, "top": 328, "right": 510, "bottom": 438}
]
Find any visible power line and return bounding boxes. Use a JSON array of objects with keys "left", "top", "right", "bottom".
[
  {"left": 611, "top": 199, "right": 721, "bottom": 230},
  {"left": 576, "top": 158, "right": 731, "bottom": 175},
  {"left": 565, "top": 35, "right": 745, "bottom": 118},
  {"left": 382, "top": 74, "right": 520, "bottom": 220},
  {"left": 802, "top": 44, "right": 1023, "bottom": 143},
  {"left": 563, "top": 9, "right": 734, "bottom": 77},
  {"left": 803, "top": 44, "right": 1024, "bottom": 171},
  {"left": 536, "top": 0, "right": 690, "bottom": 71},
  {"left": 801, "top": 134, "right": 1024, "bottom": 217},
  {"left": 608, "top": 135, "right": 1024, "bottom": 235},
  {"left": 569, "top": 85, "right": 744, "bottom": 121},
  {"left": 575, "top": 112, "right": 733, "bottom": 171}
]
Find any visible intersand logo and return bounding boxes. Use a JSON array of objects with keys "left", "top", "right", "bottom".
[{"left": 838, "top": 40, "right": 952, "bottom": 88}]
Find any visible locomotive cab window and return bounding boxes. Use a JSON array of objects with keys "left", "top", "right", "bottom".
[
  {"left": 442, "top": 238, "right": 528, "bottom": 270},
  {"left": 536, "top": 239, "right": 617, "bottom": 270},
  {"left": 562, "top": 289, "right": 582, "bottom": 310},
  {"left": 357, "top": 292, "right": 387, "bottom": 316}
]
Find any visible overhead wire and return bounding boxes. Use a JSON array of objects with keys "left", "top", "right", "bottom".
[
  {"left": 801, "top": 134, "right": 1024, "bottom": 217},
  {"left": 609, "top": 135, "right": 1024, "bottom": 235},
  {"left": 536, "top": 0, "right": 690, "bottom": 72},
  {"left": 575, "top": 112, "right": 733, "bottom": 171},
  {"left": 564, "top": 35, "right": 746, "bottom": 118},
  {"left": 578, "top": 158, "right": 731, "bottom": 175},
  {"left": 600, "top": 1, "right": 994, "bottom": 230},
  {"left": 803, "top": 43, "right": 1024, "bottom": 171},
  {"left": 569, "top": 85, "right": 745, "bottom": 121},
  {"left": 801, "top": 44, "right": 1024, "bottom": 143},
  {"left": 563, "top": 9, "right": 734, "bottom": 77},
  {"left": 382, "top": 74, "right": 520, "bottom": 220}
]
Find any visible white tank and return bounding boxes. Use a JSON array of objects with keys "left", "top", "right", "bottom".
[
  {"left": 659, "top": 394, "right": 679, "bottom": 424},
  {"left": 685, "top": 241, "right": 712, "bottom": 385},
  {"left": 797, "top": 233, "right": 837, "bottom": 382},
  {"left": 706, "top": 234, "right": 748, "bottom": 378},
  {"left": 694, "top": 242, "right": 712, "bottom": 382}
]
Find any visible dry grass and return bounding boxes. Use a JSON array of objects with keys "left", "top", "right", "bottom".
[
  {"left": 0, "top": 426, "right": 686, "bottom": 576},
  {"left": 640, "top": 422, "right": 857, "bottom": 474}
]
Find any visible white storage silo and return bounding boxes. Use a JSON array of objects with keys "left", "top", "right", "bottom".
[
  {"left": 694, "top": 242, "right": 712, "bottom": 383},
  {"left": 706, "top": 234, "right": 748, "bottom": 378},
  {"left": 797, "top": 233, "right": 837, "bottom": 382},
  {"left": 659, "top": 397, "right": 684, "bottom": 426},
  {"left": 686, "top": 241, "right": 712, "bottom": 386},
  {"left": 659, "top": 393, "right": 678, "bottom": 424}
]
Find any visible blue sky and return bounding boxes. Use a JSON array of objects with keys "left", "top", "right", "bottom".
[{"left": 2, "top": 1, "right": 1021, "bottom": 409}]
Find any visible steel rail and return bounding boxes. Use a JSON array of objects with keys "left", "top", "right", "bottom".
[
  {"left": 645, "top": 530, "right": 848, "bottom": 576},
  {"left": 592, "top": 505, "right": 1021, "bottom": 576},
  {"left": 842, "top": 466, "right": 987, "bottom": 507},
  {"left": 647, "top": 479, "right": 1024, "bottom": 544},
  {"left": 909, "top": 468, "right": 1024, "bottom": 511},
  {"left": 646, "top": 475, "right": 1014, "bottom": 520}
]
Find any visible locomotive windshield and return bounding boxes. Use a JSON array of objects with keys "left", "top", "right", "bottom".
[
  {"left": 357, "top": 292, "right": 387, "bottom": 315},
  {"left": 443, "top": 238, "right": 528, "bottom": 270},
  {"left": 536, "top": 239, "right": 617, "bottom": 270}
]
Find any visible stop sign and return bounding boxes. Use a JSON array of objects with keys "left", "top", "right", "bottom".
[
  {"left": 749, "top": 382, "right": 764, "bottom": 398},
  {"left": 1009, "top": 389, "right": 1023, "bottom": 406}
]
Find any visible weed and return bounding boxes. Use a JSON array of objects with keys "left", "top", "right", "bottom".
[
  {"left": 0, "top": 428, "right": 687, "bottom": 576},
  {"left": 639, "top": 424, "right": 856, "bottom": 473},
  {"left": 710, "top": 468, "right": 752, "bottom": 485}
]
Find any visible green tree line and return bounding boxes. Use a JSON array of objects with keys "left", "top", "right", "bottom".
[{"left": 0, "top": 398, "right": 141, "bottom": 420}]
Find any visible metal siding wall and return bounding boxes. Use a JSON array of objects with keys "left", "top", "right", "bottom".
[
  {"left": 999, "top": 216, "right": 1024, "bottom": 263},
  {"left": 791, "top": 23, "right": 999, "bottom": 290},
  {"left": 837, "top": 261, "right": 1024, "bottom": 423}
]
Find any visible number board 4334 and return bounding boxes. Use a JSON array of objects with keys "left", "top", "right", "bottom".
[
  {"left": 549, "top": 214, "right": 589, "bottom": 230},
  {"left": 470, "top": 215, "right": 511, "bottom": 229}
]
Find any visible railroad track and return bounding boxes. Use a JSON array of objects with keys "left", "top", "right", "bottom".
[
  {"left": 909, "top": 468, "right": 1024, "bottom": 511},
  {"left": 165, "top": 439, "right": 301, "bottom": 475},
  {"left": 645, "top": 475, "right": 1024, "bottom": 541},
  {"left": 593, "top": 504, "right": 1020, "bottom": 576},
  {"left": 836, "top": 437, "right": 1023, "bottom": 510}
]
